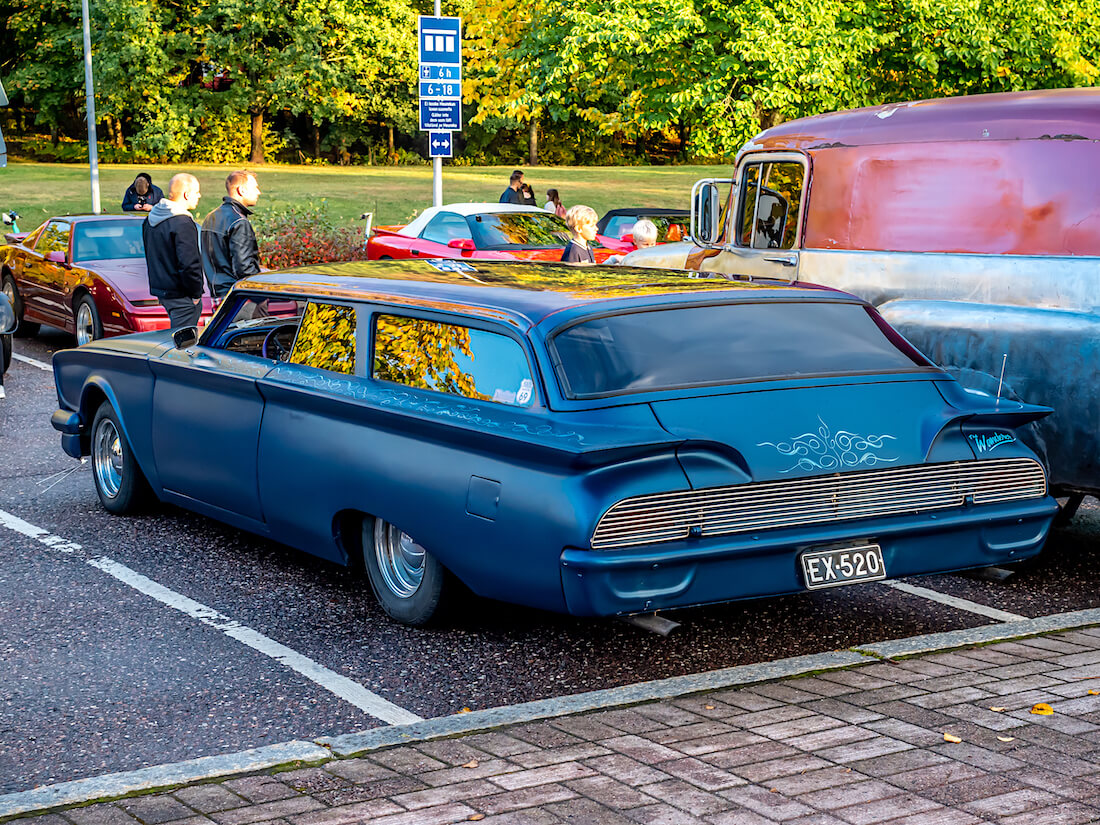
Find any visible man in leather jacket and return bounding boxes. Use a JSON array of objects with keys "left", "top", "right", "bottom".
[{"left": 202, "top": 171, "right": 262, "bottom": 300}]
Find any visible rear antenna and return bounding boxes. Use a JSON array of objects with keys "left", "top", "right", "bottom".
[{"left": 995, "top": 353, "right": 1008, "bottom": 402}]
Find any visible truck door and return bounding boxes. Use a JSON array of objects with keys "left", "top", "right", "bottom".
[{"left": 694, "top": 153, "right": 808, "bottom": 282}]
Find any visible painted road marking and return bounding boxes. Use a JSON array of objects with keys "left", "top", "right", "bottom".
[
  {"left": 0, "top": 507, "right": 422, "bottom": 726},
  {"left": 883, "top": 579, "right": 1026, "bottom": 622},
  {"left": 11, "top": 352, "right": 53, "bottom": 371}
]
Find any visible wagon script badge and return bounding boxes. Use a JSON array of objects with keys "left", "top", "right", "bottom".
[
  {"left": 967, "top": 431, "right": 1016, "bottom": 454},
  {"left": 758, "top": 417, "right": 898, "bottom": 474}
]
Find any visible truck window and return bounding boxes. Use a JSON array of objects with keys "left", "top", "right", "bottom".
[{"left": 735, "top": 161, "right": 805, "bottom": 250}]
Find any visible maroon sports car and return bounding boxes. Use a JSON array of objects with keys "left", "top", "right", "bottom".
[{"left": 1, "top": 214, "right": 213, "bottom": 345}]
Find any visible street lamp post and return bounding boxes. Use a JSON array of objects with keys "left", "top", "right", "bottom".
[
  {"left": 80, "top": 0, "right": 101, "bottom": 214},
  {"left": 432, "top": 0, "right": 443, "bottom": 208}
]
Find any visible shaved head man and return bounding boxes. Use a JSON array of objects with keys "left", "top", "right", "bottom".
[{"left": 143, "top": 173, "right": 204, "bottom": 330}]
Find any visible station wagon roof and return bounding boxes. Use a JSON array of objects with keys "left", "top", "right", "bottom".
[
  {"left": 742, "top": 88, "right": 1100, "bottom": 153},
  {"left": 238, "top": 261, "right": 852, "bottom": 329}
]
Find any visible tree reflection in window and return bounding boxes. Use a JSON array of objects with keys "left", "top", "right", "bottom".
[
  {"left": 373, "top": 314, "right": 481, "bottom": 399},
  {"left": 289, "top": 302, "right": 357, "bottom": 374},
  {"left": 36, "top": 222, "right": 71, "bottom": 256}
]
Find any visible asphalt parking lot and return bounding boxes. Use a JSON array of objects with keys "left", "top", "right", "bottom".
[{"left": 3, "top": 328, "right": 1099, "bottom": 797}]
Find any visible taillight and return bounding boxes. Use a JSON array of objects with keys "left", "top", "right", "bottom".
[{"left": 131, "top": 316, "right": 169, "bottom": 332}]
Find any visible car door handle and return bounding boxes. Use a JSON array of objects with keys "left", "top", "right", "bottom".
[{"left": 763, "top": 254, "right": 797, "bottom": 267}]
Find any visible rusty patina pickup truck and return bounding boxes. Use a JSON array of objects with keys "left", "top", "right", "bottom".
[{"left": 624, "top": 88, "right": 1100, "bottom": 514}]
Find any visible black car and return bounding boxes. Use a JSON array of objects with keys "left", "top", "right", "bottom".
[
  {"left": 596, "top": 208, "right": 690, "bottom": 244},
  {"left": 1, "top": 291, "right": 15, "bottom": 385}
]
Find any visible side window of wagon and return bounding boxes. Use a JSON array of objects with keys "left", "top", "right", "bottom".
[
  {"left": 205, "top": 294, "right": 307, "bottom": 360},
  {"left": 735, "top": 160, "right": 805, "bottom": 250},
  {"left": 289, "top": 302, "right": 359, "bottom": 374},
  {"left": 372, "top": 314, "right": 535, "bottom": 407}
]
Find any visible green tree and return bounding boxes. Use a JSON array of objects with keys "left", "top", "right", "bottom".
[
  {"left": 3, "top": 0, "right": 85, "bottom": 139},
  {"left": 198, "top": 0, "right": 419, "bottom": 163}
]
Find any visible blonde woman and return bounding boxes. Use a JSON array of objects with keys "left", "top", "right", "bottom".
[{"left": 561, "top": 205, "right": 598, "bottom": 264}]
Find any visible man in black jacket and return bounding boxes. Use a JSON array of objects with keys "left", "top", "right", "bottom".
[
  {"left": 143, "top": 173, "right": 204, "bottom": 330},
  {"left": 202, "top": 170, "right": 261, "bottom": 300}
]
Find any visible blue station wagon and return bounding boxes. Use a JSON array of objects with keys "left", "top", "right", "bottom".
[{"left": 51, "top": 261, "right": 1058, "bottom": 625}]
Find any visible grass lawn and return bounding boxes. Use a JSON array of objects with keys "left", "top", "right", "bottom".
[{"left": 0, "top": 162, "right": 721, "bottom": 231}]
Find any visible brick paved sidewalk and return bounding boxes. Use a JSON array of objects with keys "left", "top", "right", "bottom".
[{"left": 15, "top": 628, "right": 1100, "bottom": 825}]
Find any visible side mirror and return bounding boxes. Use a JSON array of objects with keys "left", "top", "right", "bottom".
[
  {"left": 690, "top": 178, "right": 733, "bottom": 248},
  {"left": 447, "top": 238, "right": 475, "bottom": 250},
  {"left": 45, "top": 250, "right": 68, "bottom": 264},
  {"left": 172, "top": 326, "right": 198, "bottom": 349}
]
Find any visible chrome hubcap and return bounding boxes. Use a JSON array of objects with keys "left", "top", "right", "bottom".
[
  {"left": 2, "top": 280, "right": 15, "bottom": 314},
  {"left": 93, "top": 418, "right": 123, "bottom": 498},
  {"left": 76, "top": 302, "right": 94, "bottom": 346},
  {"left": 373, "top": 521, "right": 426, "bottom": 598}
]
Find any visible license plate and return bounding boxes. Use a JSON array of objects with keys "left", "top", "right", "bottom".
[{"left": 801, "top": 544, "right": 886, "bottom": 590}]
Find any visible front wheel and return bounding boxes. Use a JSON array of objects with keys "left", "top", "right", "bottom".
[
  {"left": 91, "top": 402, "right": 152, "bottom": 514},
  {"left": 362, "top": 517, "right": 451, "bottom": 625},
  {"left": 75, "top": 295, "right": 103, "bottom": 346}
]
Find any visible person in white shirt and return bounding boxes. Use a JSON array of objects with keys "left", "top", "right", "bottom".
[
  {"left": 543, "top": 188, "right": 566, "bottom": 218},
  {"left": 606, "top": 218, "right": 658, "bottom": 265}
]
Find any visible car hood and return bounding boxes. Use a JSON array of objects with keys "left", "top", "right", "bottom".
[
  {"left": 78, "top": 259, "right": 154, "bottom": 301},
  {"left": 649, "top": 378, "right": 974, "bottom": 487}
]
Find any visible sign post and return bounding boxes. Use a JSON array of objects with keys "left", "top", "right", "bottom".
[
  {"left": 80, "top": 0, "right": 101, "bottom": 214},
  {"left": 418, "top": 13, "right": 461, "bottom": 207},
  {"left": 0, "top": 79, "right": 7, "bottom": 168}
]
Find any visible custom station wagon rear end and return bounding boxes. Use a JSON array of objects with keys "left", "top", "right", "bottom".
[{"left": 51, "top": 261, "right": 1057, "bottom": 625}]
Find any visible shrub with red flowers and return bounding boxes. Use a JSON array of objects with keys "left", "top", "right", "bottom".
[{"left": 253, "top": 201, "right": 370, "bottom": 270}]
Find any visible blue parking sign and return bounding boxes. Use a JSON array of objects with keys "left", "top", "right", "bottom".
[
  {"left": 428, "top": 132, "right": 453, "bottom": 158},
  {"left": 418, "top": 16, "right": 461, "bottom": 65}
]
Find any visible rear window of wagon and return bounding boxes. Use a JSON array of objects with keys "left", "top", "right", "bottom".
[{"left": 550, "top": 302, "right": 933, "bottom": 399}]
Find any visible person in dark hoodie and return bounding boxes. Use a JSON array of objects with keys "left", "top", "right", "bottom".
[
  {"left": 143, "top": 173, "right": 203, "bottom": 330},
  {"left": 201, "top": 170, "right": 261, "bottom": 300},
  {"left": 121, "top": 173, "right": 164, "bottom": 212}
]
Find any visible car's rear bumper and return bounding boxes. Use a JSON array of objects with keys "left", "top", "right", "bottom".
[{"left": 559, "top": 497, "right": 1058, "bottom": 616}]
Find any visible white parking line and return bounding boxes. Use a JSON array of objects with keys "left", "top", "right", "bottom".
[
  {"left": 11, "top": 352, "right": 53, "bottom": 371},
  {"left": 883, "top": 580, "right": 1026, "bottom": 622},
  {"left": 0, "top": 507, "right": 422, "bottom": 726}
]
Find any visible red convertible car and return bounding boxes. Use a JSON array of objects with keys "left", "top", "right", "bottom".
[
  {"left": 1, "top": 214, "right": 213, "bottom": 346},
  {"left": 367, "top": 203, "right": 630, "bottom": 262}
]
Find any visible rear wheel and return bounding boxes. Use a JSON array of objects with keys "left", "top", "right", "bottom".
[
  {"left": 75, "top": 295, "right": 103, "bottom": 346},
  {"left": 91, "top": 402, "right": 152, "bottom": 514},
  {"left": 362, "top": 516, "right": 451, "bottom": 625},
  {"left": 2, "top": 274, "right": 39, "bottom": 337}
]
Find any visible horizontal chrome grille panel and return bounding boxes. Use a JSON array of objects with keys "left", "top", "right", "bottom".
[{"left": 591, "top": 458, "right": 1047, "bottom": 550}]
